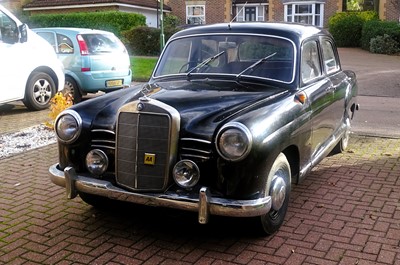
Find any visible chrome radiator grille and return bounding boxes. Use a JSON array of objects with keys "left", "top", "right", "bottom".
[{"left": 116, "top": 111, "right": 171, "bottom": 191}]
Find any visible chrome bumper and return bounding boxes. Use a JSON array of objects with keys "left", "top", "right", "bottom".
[{"left": 49, "top": 164, "right": 271, "bottom": 224}]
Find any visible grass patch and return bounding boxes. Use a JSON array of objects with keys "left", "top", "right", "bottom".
[{"left": 131, "top": 56, "right": 158, "bottom": 82}]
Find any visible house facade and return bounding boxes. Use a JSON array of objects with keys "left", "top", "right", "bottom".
[
  {"left": 2, "top": 0, "right": 399, "bottom": 28},
  {"left": 165, "top": 0, "right": 399, "bottom": 27}
]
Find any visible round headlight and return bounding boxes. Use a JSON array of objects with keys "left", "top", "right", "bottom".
[
  {"left": 216, "top": 122, "right": 252, "bottom": 162},
  {"left": 55, "top": 110, "right": 82, "bottom": 144},
  {"left": 86, "top": 149, "right": 109, "bottom": 176},
  {"left": 173, "top": 160, "right": 200, "bottom": 189}
]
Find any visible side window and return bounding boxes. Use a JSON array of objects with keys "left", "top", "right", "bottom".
[
  {"left": 301, "top": 40, "right": 321, "bottom": 83},
  {"left": 321, "top": 39, "right": 340, "bottom": 74},
  {"left": 0, "top": 11, "right": 18, "bottom": 44},
  {"left": 57, "top": 34, "right": 73, "bottom": 54},
  {"left": 36, "top": 32, "right": 57, "bottom": 52}
]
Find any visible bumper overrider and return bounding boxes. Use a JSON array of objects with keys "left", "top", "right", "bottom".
[{"left": 49, "top": 164, "right": 271, "bottom": 224}]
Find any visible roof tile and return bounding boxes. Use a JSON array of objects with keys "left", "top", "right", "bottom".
[{"left": 24, "top": 0, "right": 171, "bottom": 10}]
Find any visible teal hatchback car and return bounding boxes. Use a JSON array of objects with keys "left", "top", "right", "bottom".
[{"left": 33, "top": 28, "right": 132, "bottom": 102}]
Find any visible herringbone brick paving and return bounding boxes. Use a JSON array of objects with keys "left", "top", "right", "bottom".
[{"left": 0, "top": 135, "right": 399, "bottom": 264}]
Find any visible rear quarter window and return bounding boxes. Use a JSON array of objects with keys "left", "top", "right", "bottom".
[
  {"left": 57, "top": 34, "right": 74, "bottom": 54},
  {"left": 321, "top": 39, "right": 340, "bottom": 74}
]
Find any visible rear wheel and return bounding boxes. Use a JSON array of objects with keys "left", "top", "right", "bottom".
[
  {"left": 63, "top": 76, "right": 82, "bottom": 103},
  {"left": 257, "top": 153, "right": 291, "bottom": 235},
  {"left": 23, "top": 72, "right": 56, "bottom": 111},
  {"left": 332, "top": 116, "right": 351, "bottom": 154}
]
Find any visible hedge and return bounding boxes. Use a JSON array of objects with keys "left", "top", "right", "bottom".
[
  {"left": 122, "top": 26, "right": 179, "bottom": 56},
  {"left": 361, "top": 20, "right": 400, "bottom": 51},
  {"left": 328, "top": 11, "right": 378, "bottom": 47},
  {"left": 28, "top": 11, "right": 146, "bottom": 37}
]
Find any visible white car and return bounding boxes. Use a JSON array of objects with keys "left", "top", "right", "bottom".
[{"left": 0, "top": 5, "right": 64, "bottom": 111}]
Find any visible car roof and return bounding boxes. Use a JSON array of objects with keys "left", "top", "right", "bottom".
[
  {"left": 32, "top": 27, "right": 114, "bottom": 35},
  {"left": 170, "top": 22, "right": 329, "bottom": 44}
]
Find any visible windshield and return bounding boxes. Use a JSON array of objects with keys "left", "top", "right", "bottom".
[{"left": 153, "top": 34, "right": 295, "bottom": 83}]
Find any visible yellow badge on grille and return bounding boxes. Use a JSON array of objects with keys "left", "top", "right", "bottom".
[{"left": 144, "top": 153, "right": 156, "bottom": 165}]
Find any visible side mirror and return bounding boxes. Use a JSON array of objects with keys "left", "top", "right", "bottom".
[{"left": 19, "top": 24, "right": 27, "bottom": 43}]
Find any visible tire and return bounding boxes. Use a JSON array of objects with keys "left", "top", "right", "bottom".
[
  {"left": 23, "top": 72, "right": 56, "bottom": 111},
  {"left": 331, "top": 116, "right": 351, "bottom": 154},
  {"left": 256, "top": 153, "right": 291, "bottom": 235},
  {"left": 63, "top": 76, "right": 82, "bottom": 103}
]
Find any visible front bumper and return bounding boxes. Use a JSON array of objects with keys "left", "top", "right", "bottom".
[{"left": 49, "top": 164, "right": 271, "bottom": 224}]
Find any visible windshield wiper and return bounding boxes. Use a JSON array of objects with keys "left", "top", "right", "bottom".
[
  {"left": 236, "top": 52, "right": 277, "bottom": 79},
  {"left": 186, "top": 51, "right": 225, "bottom": 77}
]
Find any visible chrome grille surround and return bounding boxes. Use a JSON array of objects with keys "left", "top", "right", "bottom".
[{"left": 115, "top": 97, "right": 180, "bottom": 191}]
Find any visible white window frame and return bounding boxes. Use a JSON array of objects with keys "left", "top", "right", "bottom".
[
  {"left": 284, "top": 2, "right": 324, "bottom": 27},
  {"left": 235, "top": 4, "right": 267, "bottom": 22},
  {"left": 186, "top": 5, "right": 205, "bottom": 25}
]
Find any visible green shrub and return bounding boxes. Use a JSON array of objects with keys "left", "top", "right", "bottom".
[
  {"left": 123, "top": 26, "right": 160, "bottom": 56},
  {"left": 328, "top": 11, "right": 378, "bottom": 47},
  {"left": 361, "top": 20, "right": 400, "bottom": 51},
  {"left": 356, "top": 11, "right": 379, "bottom": 21},
  {"left": 164, "top": 15, "right": 181, "bottom": 30},
  {"left": 123, "top": 26, "right": 179, "bottom": 56},
  {"left": 370, "top": 34, "right": 400, "bottom": 54},
  {"left": 28, "top": 11, "right": 146, "bottom": 37}
]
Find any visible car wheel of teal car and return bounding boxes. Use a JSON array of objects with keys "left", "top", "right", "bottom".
[
  {"left": 258, "top": 153, "right": 291, "bottom": 235},
  {"left": 64, "top": 76, "right": 82, "bottom": 103},
  {"left": 23, "top": 72, "right": 56, "bottom": 111}
]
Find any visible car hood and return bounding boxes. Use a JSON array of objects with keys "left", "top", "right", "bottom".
[{"left": 74, "top": 80, "right": 289, "bottom": 139}]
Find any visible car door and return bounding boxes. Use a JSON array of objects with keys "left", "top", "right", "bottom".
[
  {"left": 300, "top": 39, "right": 336, "bottom": 162},
  {"left": 0, "top": 9, "right": 25, "bottom": 103}
]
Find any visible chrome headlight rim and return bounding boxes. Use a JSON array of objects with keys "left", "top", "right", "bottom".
[
  {"left": 173, "top": 159, "right": 200, "bottom": 189},
  {"left": 86, "top": 149, "right": 109, "bottom": 176},
  {"left": 55, "top": 109, "right": 82, "bottom": 144},
  {"left": 215, "top": 122, "right": 252, "bottom": 162}
]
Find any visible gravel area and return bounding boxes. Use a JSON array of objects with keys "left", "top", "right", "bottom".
[{"left": 0, "top": 124, "right": 56, "bottom": 159}]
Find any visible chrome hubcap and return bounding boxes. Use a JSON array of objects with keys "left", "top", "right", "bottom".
[{"left": 271, "top": 177, "right": 286, "bottom": 211}]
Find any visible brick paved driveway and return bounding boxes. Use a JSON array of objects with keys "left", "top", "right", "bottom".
[{"left": 1, "top": 135, "right": 399, "bottom": 264}]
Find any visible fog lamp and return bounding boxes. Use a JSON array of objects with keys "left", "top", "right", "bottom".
[
  {"left": 173, "top": 160, "right": 200, "bottom": 189},
  {"left": 86, "top": 149, "right": 108, "bottom": 176}
]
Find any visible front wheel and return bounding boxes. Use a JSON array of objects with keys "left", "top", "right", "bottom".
[
  {"left": 257, "top": 153, "right": 291, "bottom": 235},
  {"left": 23, "top": 72, "right": 56, "bottom": 111}
]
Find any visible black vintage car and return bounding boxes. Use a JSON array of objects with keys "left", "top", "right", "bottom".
[{"left": 49, "top": 22, "right": 358, "bottom": 235}]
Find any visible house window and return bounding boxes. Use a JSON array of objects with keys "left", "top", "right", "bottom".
[
  {"left": 284, "top": 2, "right": 324, "bottom": 27},
  {"left": 186, "top": 5, "right": 205, "bottom": 25},
  {"left": 236, "top": 4, "right": 267, "bottom": 22}
]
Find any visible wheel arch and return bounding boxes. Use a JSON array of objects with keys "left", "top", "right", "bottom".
[
  {"left": 64, "top": 72, "right": 83, "bottom": 90},
  {"left": 282, "top": 145, "right": 300, "bottom": 185},
  {"left": 30, "top": 66, "right": 60, "bottom": 90}
]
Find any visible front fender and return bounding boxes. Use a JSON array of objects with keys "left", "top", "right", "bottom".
[{"left": 218, "top": 94, "right": 311, "bottom": 199}]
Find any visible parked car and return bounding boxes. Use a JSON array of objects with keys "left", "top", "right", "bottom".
[
  {"left": 33, "top": 27, "right": 132, "bottom": 102},
  {"left": 0, "top": 5, "right": 64, "bottom": 111},
  {"left": 49, "top": 22, "right": 358, "bottom": 235}
]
